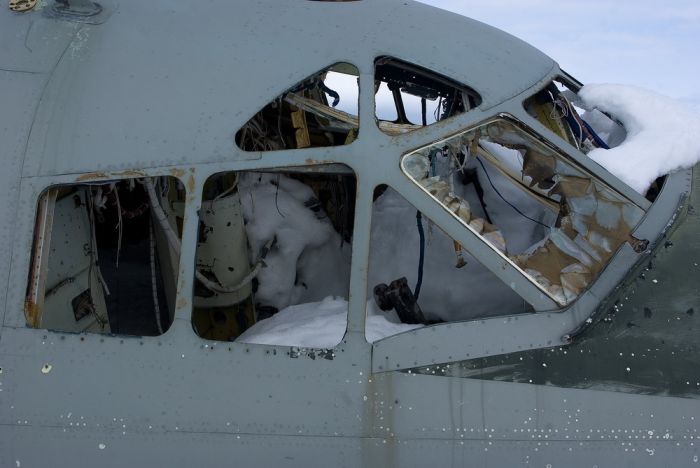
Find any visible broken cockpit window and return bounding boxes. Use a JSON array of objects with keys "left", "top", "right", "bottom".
[
  {"left": 25, "top": 177, "right": 185, "bottom": 336},
  {"left": 374, "top": 56, "right": 481, "bottom": 135},
  {"left": 235, "top": 63, "right": 359, "bottom": 151},
  {"left": 191, "top": 166, "right": 356, "bottom": 347},
  {"left": 367, "top": 186, "right": 532, "bottom": 339},
  {"left": 401, "top": 117, "right": 647, "bottom": 306}
]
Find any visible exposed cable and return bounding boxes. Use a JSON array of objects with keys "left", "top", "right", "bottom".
[
  {"left": 87, "top": 189, "right": 111, "bottom": 296},
  {"left": 85, "top": 189, "right": 109, "bottom": 329},
  {"left": 112, "top": 183, "right": 123, "bottom": 268},
  {"left": 196, "top": 253, "right": 269, "bottom": 295},
  {"left": 319, "top": 80, "right": 340, "bottom": 107},
  {"left": 144, "top": 178, "right": 270, "bottom": 295},
  {"left": 274, "top": 174, "right": 285, "bottom": 218},
  {"left": 213, "top": 173, "right": 240, "bottom": 201},
  {"left": 476, "top": 157, "right": 550, "bottom": 229},
  {"left": 414, "top": 211, "right": 425, "bottom": 301},
  {"left": 144, "top": 180, "right": 181, "bottom": 255},
  {"left": 149, "top": 221, "right": 164, "bottom": 335}
]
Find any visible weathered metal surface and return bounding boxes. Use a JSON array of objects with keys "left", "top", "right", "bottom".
[
  {"left": 1, "top": 1, "right": 697, "bottom": 467},
  {"left": 12, "top": 0, "right": 554, "bottom": 177}
]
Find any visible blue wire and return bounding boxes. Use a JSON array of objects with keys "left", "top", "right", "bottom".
[
  {"left": 581, "top": 118, "right": 610, "bottom": 149},
  {"left": 476, "top": 157, "right": 550, "bottom": 229}
]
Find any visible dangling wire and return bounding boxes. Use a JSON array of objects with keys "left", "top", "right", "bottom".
[
  {"left": 414, "top": 211, "right": 425, "bottom": 301},
  {"left": 86, "top": 189, "right": 111, "bottom": 296},
  {"left": 143, "top": 178, "right": 271, "bottom": 295},
  {"left": 213, "top": 173, "right": 240, "bottom": 201},
  {"left": 274, "top": 174, "right": 285, "bottom": 218},
  {"left": 476, "top": 157, "right": 550, "bottom": 229},
  {"left": 149, "top": 220, "right": 164, "bottom": 335},
  {"left": 277, "top": 97, "right": 287, "bottom": 149},
  {"left": 434, "top": 96, "right": 443, "bottom": 122},
  {"left": 319, "top": 80, "right": 340, "bottom": 107},
  {"left": 85, "top": 189, "right": 109, "bottom": 329},
  {"left": 112, "top": 183, "right": 123, "bottom": 269}
]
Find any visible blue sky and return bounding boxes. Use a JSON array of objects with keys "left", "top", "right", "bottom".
[{"left": 417, "top": 0, "right": 700, "bottom": 108}]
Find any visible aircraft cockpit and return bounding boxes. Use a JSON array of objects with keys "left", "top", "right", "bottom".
[{"left": 24, "top": 59, "right": 657, "bottom": 351}]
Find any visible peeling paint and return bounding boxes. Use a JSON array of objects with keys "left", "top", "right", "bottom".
[
  {"left": 288, "top": 347, "right": 335, "bottom": 360},
  {"left": 176, "top": 297, "right": 188, "bottom": 310},
  {"left": 304, "top": 159, "right": 333, "bottom": 166},
  {"left": 169, "top": 168, "right": 186, "bottom": 179},
  {"left": 75, "top": 172, "right": 108, "bottom": 182},
  {"left": 113, "top": 170, "right": 147, "bottom": 178},
  {"left": 24, "top": 301, "right": 40, "bottom": 328}
]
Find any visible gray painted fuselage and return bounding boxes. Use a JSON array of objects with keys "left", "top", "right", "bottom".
[{"left": 1, "top": 1, "right": 698, "bottom": 466}]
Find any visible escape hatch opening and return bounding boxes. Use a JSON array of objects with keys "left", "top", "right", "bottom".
[{"left": 25, "top": 177, "right": 185, "bottom": 336}]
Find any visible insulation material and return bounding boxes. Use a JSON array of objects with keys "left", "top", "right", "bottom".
[
  {"left": 404, "top": 150, "right": 509, "bottom": 255},
  {"left": 444, "top": 196, "right": 471, "bottom": 224},
  {"left": 419, "top": 176, "right": 451, "bottom": 201},
  {"left": 482, "top": 222, "right": 506, "bottom": 253},
  {"left": 514, "top": 239, "right": 578, "bottom": 287},
  {"left": 483, "top": 123, "right": 644, "bottom": 304},
  {"left": 522, "top": 149, "right": 557, "bottom": 189},
  {"left": 404, "top": 117, "right": 645, "bottom": 306},
  {"left": 560, "top": 263, "right": 592, "bottom": 300},
  {"left": 469, "top": 217, "right": 485, "bottom": 234}
]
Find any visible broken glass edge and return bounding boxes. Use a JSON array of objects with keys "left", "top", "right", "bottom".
[{"left": 399, "top": 114, "right": 650, "bottom": 308}]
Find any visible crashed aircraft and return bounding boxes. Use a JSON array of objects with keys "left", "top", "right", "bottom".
[{"left": 1, "top": 0, "right": 700, "bottom": 466}]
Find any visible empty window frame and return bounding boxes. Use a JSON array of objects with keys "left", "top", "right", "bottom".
[
  {"left": 401, "top": 117, "right": 647, "bottom": 306},
  {"left": 235, "top": 63, "right": 360, "bottom": 151},
  {"left": 374, "top": 56, "right": 481, "bottom": 135},
  {"left": 25, "top": 177, "right": 185, "bottom": 336},
  {"left": 192, "top": 166, "right": 356, "bottom": 347},
  {"left": 366, "top": 186, "right": 532, "bottom": 340}
]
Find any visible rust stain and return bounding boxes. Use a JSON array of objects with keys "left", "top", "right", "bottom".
[
  {"left": 176, "top": 297, "right": 188, "bottom": 310},
  {"left": 304, "top": 158, "right": 333, "bottom": 165},
  {"left": 186, "top": 174, "right": 196, "bottom": 193},
  {"left": 170, "top": 168, "right": 186, "bottom": 179},
  {"left": 113, "top": 170, "right": 147, "bottom": 178},
  {"left": 75, "top": 172, "right": 108, "bottom": 182},
  {"left": 24, "top": 300, "right": 41, "bottom": 328}
]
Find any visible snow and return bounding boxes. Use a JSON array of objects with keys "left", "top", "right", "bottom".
[
  {"left": 234, "top": 82, "right": 700, "bottom": 346},
  {"left": 578, "top": 84, "right": 700, "bottom": 194},
  {"left": 239, "top": 173, "right": 351, "bottom": 310},
  {"left": 368, "top": 187, "right": 533, "bottom": 323},
  {"left": 236, "top": 297, "right": 421, "bottom": 347},
  {"left": 236, "top": 174, "right": 423, "bottom": 347}
]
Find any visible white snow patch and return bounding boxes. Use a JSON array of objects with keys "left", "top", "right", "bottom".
[
  {"left": 239, "top": 174, "right": 351, "bottom": 310},
  {"left": 236, "top": 297, "right": 421, "bottom": 347},
  {"left": 579, "top": 84, "right": 700, "bottom": 194}
]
